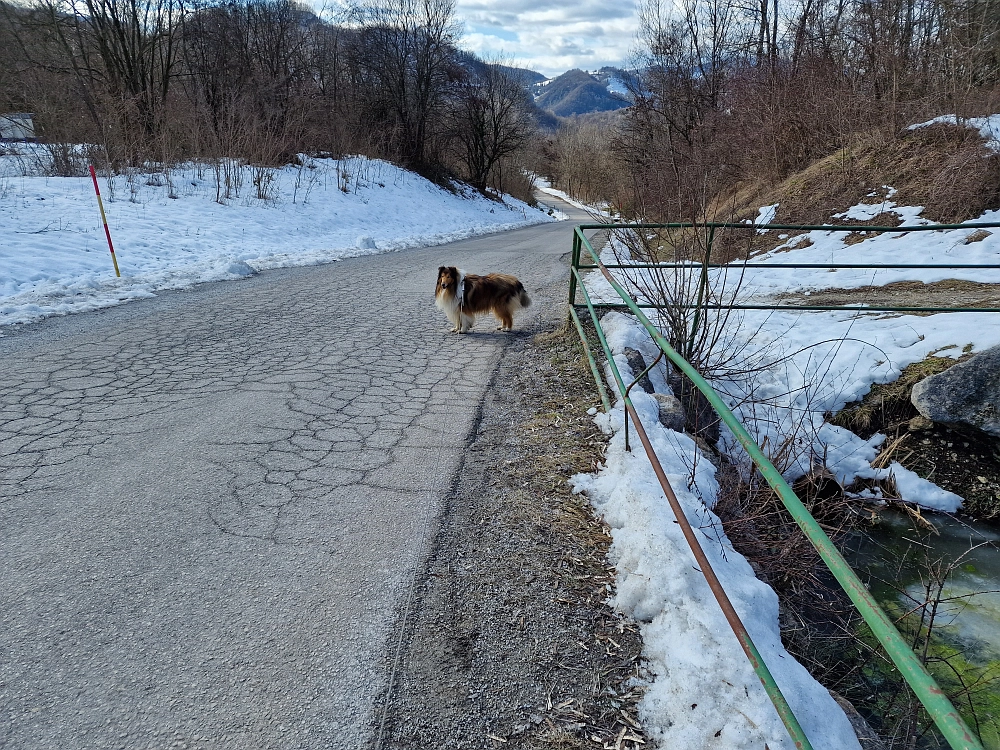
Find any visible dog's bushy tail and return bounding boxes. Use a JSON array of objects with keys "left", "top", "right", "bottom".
[{"left": 518, "top": 286, "right": 531, "bottom": 308}]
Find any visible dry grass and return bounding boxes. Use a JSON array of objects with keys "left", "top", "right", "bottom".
[
  {"left": 702, "top": 124, "right": 1000, "bottom": 260},
  {"left": 830, "top": 355, "right": 966, "bottom": 436},
  {"left": 610, "top": 123, "right": 1000, "bottom": 265},
  {"left": 515, "top": 322, "right": 648, "bottom": 750},
  {"left": 774, "top": 280, "right": 1000, "bottom": 313}
]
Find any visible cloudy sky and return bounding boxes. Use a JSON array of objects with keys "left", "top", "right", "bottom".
[{"left": 454, "top": 0, "right": 640, "bottom": 77}]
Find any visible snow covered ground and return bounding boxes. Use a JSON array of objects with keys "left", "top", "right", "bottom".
[
  {"left": 571, "top": 314, "right": 864, "bottom": 749},
  {"left": 910, "top": 113, "right": 1000, "bottom": 150},
  {"left": 0, "top": 149, "right": 553, "bottom": 328},
  {"left": 572, "top": 176, "right": 1000, "bottom": 747},
  {"left": 582, "top": 200, "right": 1000, "bottom": 513},
  {"left": 536, "top": 177, "right": 612, "bottom": 217},
  {"left": 6, "top": 138, "right": 995, "bottom": 748}
]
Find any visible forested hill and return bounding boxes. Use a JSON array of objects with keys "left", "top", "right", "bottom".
[{"left": 533, "top": 69, "right": 631, "bottom": 118}]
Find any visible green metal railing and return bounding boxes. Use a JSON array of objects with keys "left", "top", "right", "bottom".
[
  {"left": 570, "top": 221, "right": 1000, "bottom": 315},
  {"left": 569, "top": 221, "right": 999, "bottom": 750}
]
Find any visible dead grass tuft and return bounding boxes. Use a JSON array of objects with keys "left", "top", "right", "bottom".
[{"left": 774, "top": 279, "right": 1000, "bottom": 313}]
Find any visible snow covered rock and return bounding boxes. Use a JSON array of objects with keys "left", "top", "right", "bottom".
[{"left": 911, "top": 346, "right": 1000, "bottom": 436}]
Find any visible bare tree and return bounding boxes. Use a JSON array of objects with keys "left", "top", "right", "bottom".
[
  {"left": 19, "top": 0, "right": 183, "bottom": 151},
  {"left": 344, "top": 0, "right": 458, "bottom": 172},
  {"left": 449, "top": 59, "right": 534, "bottom": 194}
]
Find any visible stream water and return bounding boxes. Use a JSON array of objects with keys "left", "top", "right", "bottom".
[{"left": 847, "top": 510, "right": 1000, "bottom": 747}]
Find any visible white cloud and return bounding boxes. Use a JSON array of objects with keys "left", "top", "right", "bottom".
[{"left": 455, "top": 0, "right": 640, "bottom": 76}]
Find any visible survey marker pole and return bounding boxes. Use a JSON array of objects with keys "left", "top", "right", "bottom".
[{"left": 88, "top": 165, "right": 121, "bottom": 277}]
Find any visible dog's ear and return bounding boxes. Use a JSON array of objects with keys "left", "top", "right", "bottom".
[{"left": 438, "top": 266, "right": 447, "bottom": 277}]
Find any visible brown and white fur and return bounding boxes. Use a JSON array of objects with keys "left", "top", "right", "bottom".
[{"left": 435, "top": 266, "right": 531, "bottom": 333}]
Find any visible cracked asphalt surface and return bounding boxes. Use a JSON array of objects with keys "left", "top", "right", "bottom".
[{"left": 0, "top": 198, "right": 592, "bottom": 750}]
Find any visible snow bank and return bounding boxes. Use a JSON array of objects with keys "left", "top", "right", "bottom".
[
  {"left": 571, "top": 312, "right": 862, "bottom": 750},
  {"left": 583, "top": 194, "right": 1000, "bottom": 513},
  {"left": 909, "top": 114, "right": 1000, "bottom": 151},
  {"left": 0, "top": 152, "right": 554, "bottom": 327},
  {"left": 886, "top": 462, "right": 964, "bottom": 512}
]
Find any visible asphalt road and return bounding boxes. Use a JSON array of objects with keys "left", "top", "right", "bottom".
[{"left": 0, "top": 197, "right": 592, "bottom": 750}]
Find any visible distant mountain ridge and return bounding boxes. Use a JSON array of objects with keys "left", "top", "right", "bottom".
[
  {"left": 532, "top": 68, "right": 632, "bottom": 118},
  {"left": 496, "top": 65, "right": 547, "bottom": 87},
  {"left": 450, "top": 59, "right": 634, "bottom": 125},
  {"left": 452, "top": 53, "right": 557, "bottom": 129}
]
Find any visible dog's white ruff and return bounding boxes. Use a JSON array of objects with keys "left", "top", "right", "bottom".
[{"left": 436, "top": 269, "right": 471, "bottom": 332}]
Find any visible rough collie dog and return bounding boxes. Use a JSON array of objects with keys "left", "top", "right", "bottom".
[{"left": 435, "top": 266, "right": 531, "bottom": 333}]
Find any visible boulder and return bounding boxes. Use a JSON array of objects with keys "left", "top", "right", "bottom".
[
  {"left": 911, "top": 346, "right": 1000, "bottom": 436},
  {"left": 622, "top": 348, "right": 655, "bottom": 393},
  {"left": 652, "top": 393, "right": 686, "bottom": 432},
  {"left": 620, "top": 347, "right": 717, "bottom": 441},
  {"left": 829, "top": 690, "right": 888, "bottom": 750},
  {"left": 669, "top": 371, "right": 721, "bottom": 444}
]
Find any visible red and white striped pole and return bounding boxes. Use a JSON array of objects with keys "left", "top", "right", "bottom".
[{"left": 88, "top": 165, "right": 121, "bottom": 277}]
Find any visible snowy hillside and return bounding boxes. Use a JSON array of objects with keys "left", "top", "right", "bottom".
[
  {"left": 0, "top": 152, "right": 553, "bottom": 328},
  {"left": 532, "top": 69, "right": 631, "bottom": 117}
]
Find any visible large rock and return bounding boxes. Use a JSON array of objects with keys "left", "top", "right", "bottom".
[
  {"left": 911, "top": 346, "right": 1000, "bottom": 436},
  {"left": 669, "top": 371, "right": 721, "bottom": 444},
  {"left": 652, "top": 393, "right": 686, "bottom": 432},
  {"left": 620, "top": 347, "right": 715, "bottom": 441}
]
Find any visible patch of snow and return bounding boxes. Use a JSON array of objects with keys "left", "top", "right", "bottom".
[
  {"left": 606, "top": 76, "right": 630, "bottom": 97},
  {"left": 0, "top": 153, "right": 553, "bottom": 328},
  {"left": 834, "top": 202, "right": 899, "bottom": 221},
  {"left": 909, "top": 114, "right": 1000, "bottom": 151},
  {"left": 885, "top": 461, "right": 964, "bottom": 512},
  {"left": 754, "top": 203, "right": 779, "bottom": 232},
  {"left": 831, "top": 190, "right": 924, "bottom": 223}
]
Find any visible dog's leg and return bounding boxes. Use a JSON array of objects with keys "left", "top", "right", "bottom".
[
  {"left": 459, "top": 312, "right": 474, "bottom": 333},
  {"left": 496, "top": 307, "right": 513, "bottom": 331}
]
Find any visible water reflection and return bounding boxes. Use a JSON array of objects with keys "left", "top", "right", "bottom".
[{"left": 847, "top": 509, "right": 1000, "bottom": 747}]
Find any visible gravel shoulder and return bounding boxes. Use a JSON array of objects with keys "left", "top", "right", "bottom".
[{"left": 373, "top": 286, "right": 646, "bottom": 749}]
